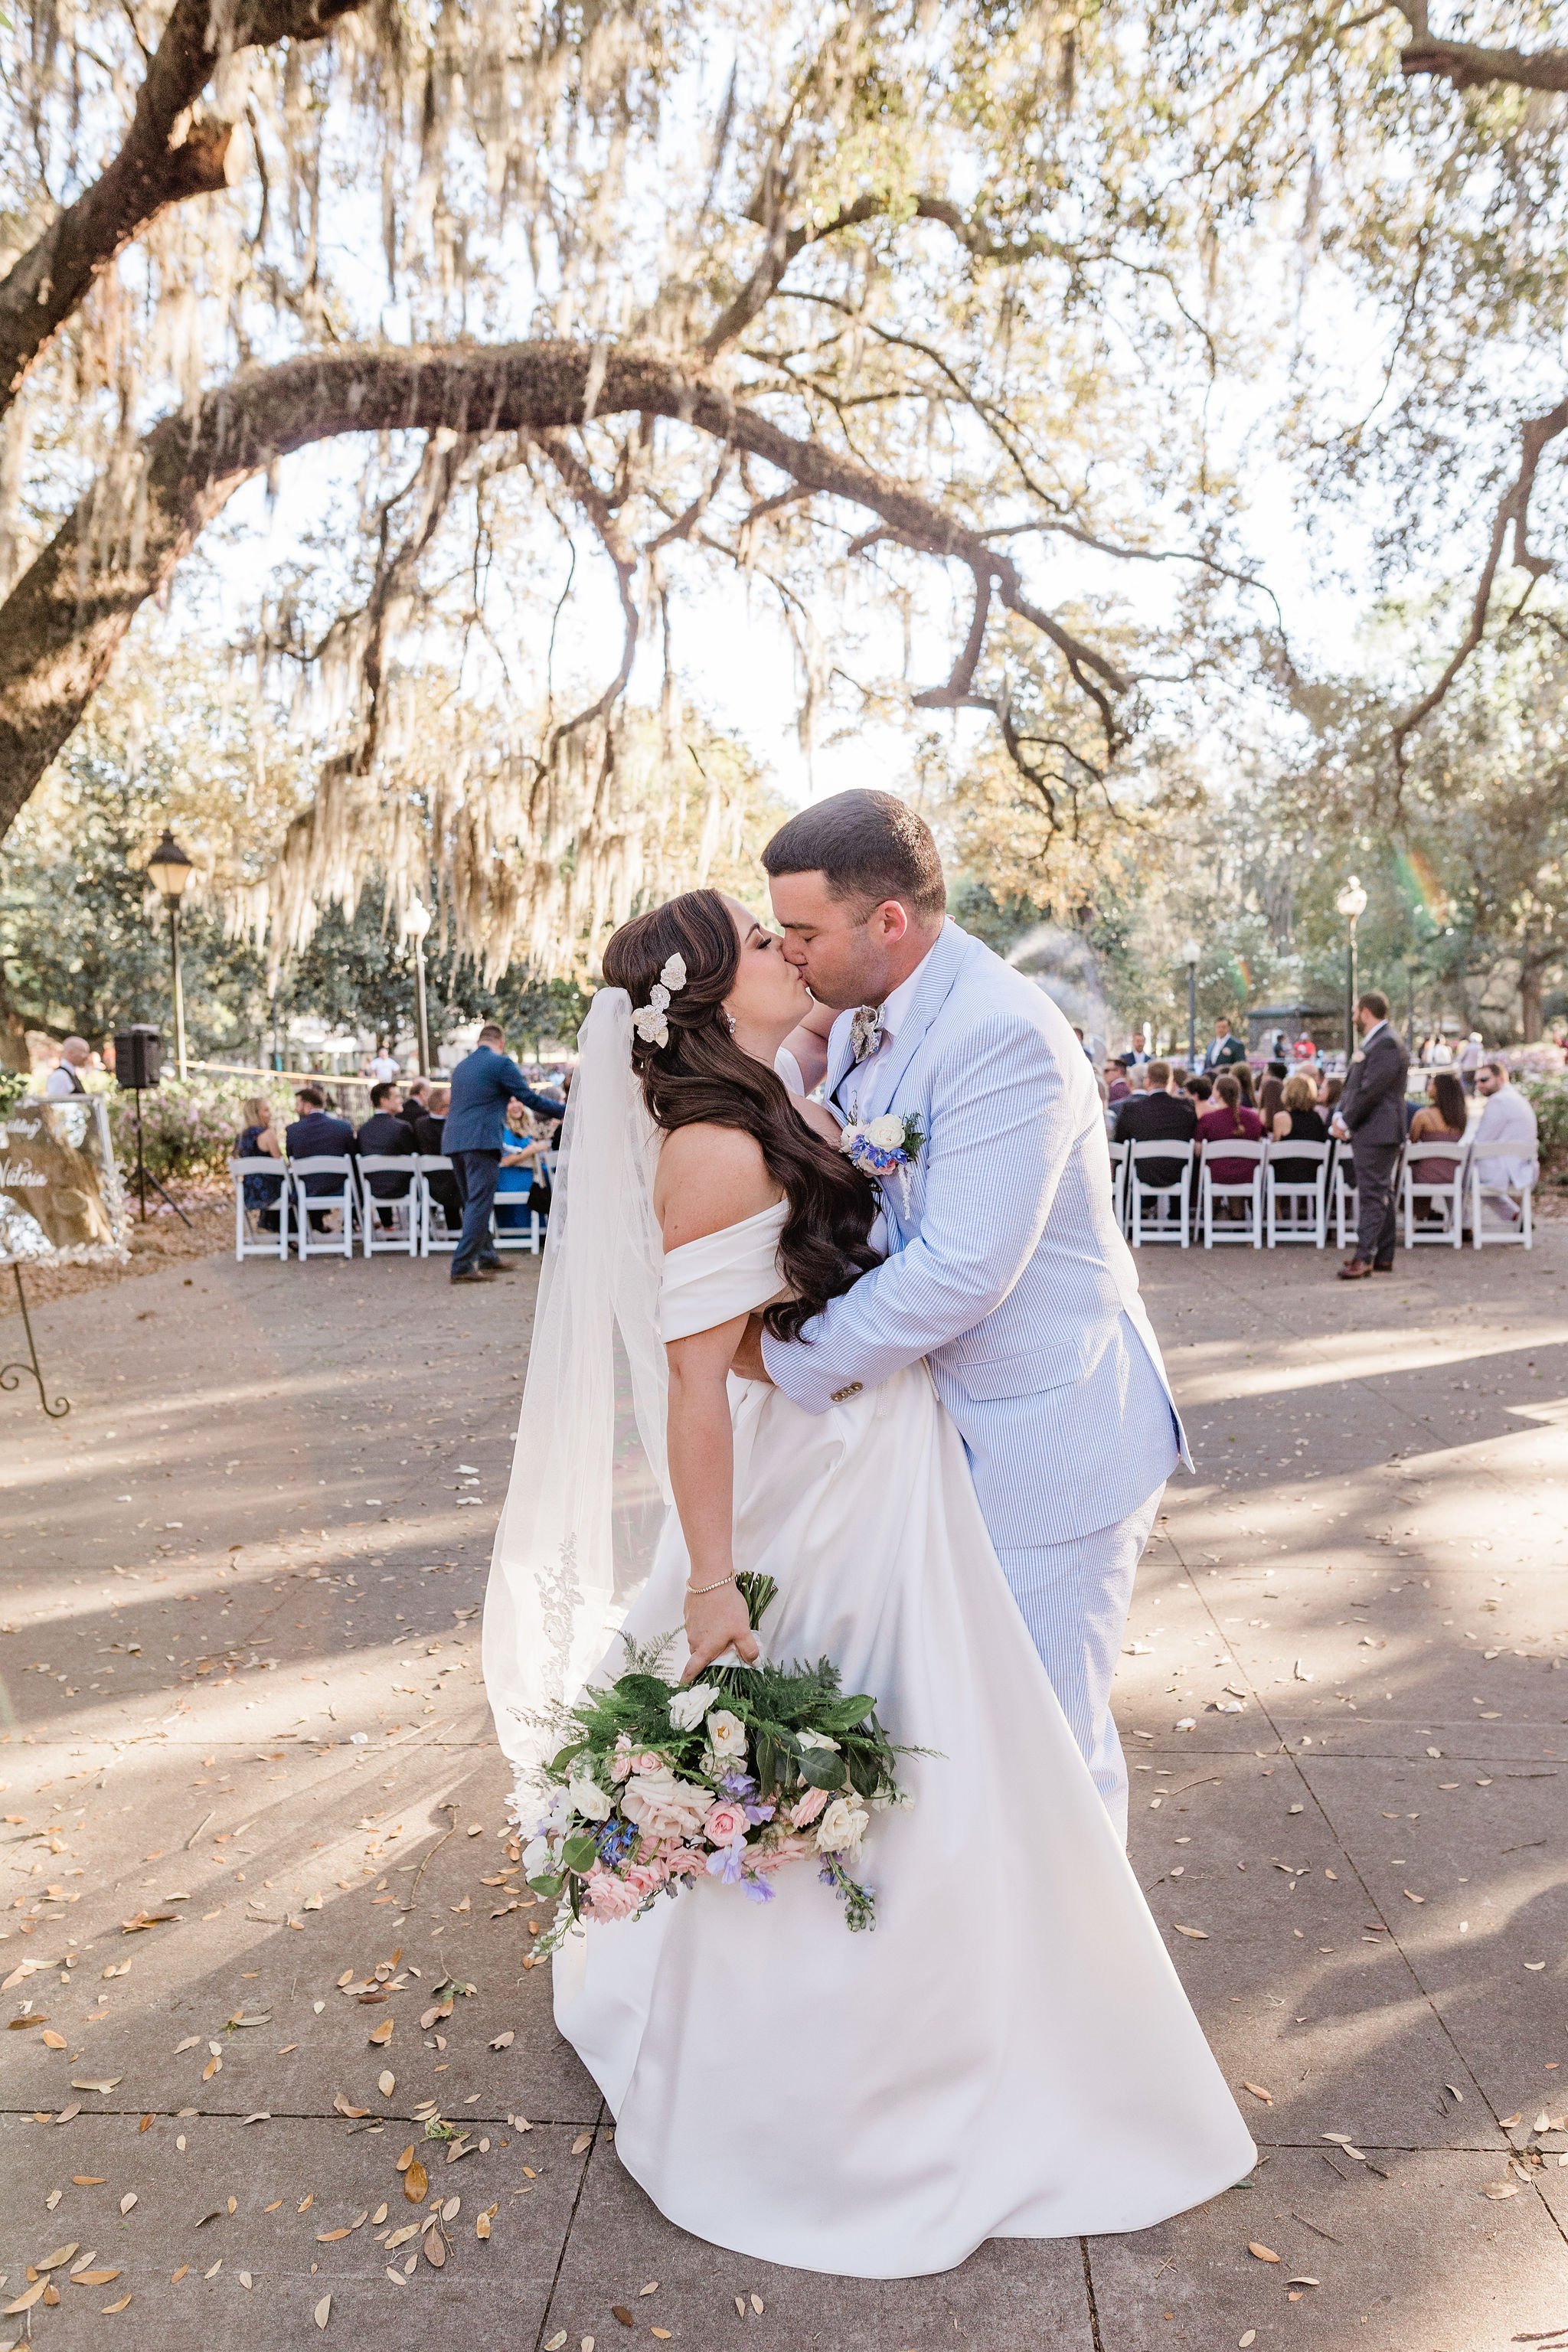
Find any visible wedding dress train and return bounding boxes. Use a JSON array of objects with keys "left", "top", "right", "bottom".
[{"left": 550, "top": 1202, "right": 1254, "bottom": 2278}]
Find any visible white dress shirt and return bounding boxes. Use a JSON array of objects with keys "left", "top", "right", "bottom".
[
  {"left": 1472, "top": 1086, "right": 1538, "bottom": 1187},
  {"left": 840, "top": 948, "right": 937, "bottom": 1125}
]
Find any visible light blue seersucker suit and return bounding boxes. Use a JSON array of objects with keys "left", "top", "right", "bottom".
[{"left": 762, "top": 917, "right": 1188, "bottom": 1836}]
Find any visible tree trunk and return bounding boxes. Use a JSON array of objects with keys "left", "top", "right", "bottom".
[
  {"left": 1521, "top": 965, "right": 1544, "bottom": 1044},
  {"left": 0, "top": 0, "right": 367, "bottom": 421},
  {"left": 0, "top": 340, "right": 1128, "bottom": 843}
]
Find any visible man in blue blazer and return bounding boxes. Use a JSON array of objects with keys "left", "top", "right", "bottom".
[
  {"left": 443, "top": 1024, "right": 564, "bottom": 1282},
  {"left": 749, "top": 792, "right": 1185, "bottom": 1841}
]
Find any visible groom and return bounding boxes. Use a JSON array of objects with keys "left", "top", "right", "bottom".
[{"left": 737, "top": 790, "right": 1186, "bottom": 1840}]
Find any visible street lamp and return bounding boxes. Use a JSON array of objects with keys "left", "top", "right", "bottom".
[
  {"left": 1335, "top": 874, "right": 1368, "bottom": 1060},
  {"left": 404, "top": 896, "right": 433, "bottom": 1077},
  {"left": 1181, "top": 938, "right": 1200, "bottom": 1070},
  {"left": 146, "top": 827, "right": 194, "bottom": 1079}
]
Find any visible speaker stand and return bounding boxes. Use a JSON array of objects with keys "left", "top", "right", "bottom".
[{"left": 129, "top": 1088, "right": 191, "bottom": 1227}]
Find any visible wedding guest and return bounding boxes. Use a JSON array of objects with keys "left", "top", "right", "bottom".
[
  {"left": 401, "top": 1077, "right": 433, "bottom": 1126},
  {"left": 1113, "top": 1059, "right": 1197, "bottom": 1192},
  {"left": 235, "top": 1093, "right": 285, "bottom": 1232},
  {"left": 411, "top": 1083, "right": 463, "bottom": 1235},
  {"left": 1182, "top": 1072, "right": 1214, "bottom": 1106},
  {"left": 1197, "top": 1071, "right": 1264, "bottom": 1185},
  {"left": 1459, "top": 1031, "right": 1483, "bottom": 1093},
  {"left": 286, "top": 1085, "right": 357, "bottom": 1227},
  {"left": 1319, "top": 1072, "right": 1344, "bottom": 1114},
  {"left": 1231, "top": 1060, "right": 1259, "bottom": 1109},
  {"left": 1202, "top": 1016, "right": 1247, "bottom": 1072},
  {"left": 444, "top": 1021, "right": 564, "bottom": 1282},
  {"left": 44, "top": 1036, "right": 91, "bottom": 1097},
  {"left": 358, "top": 1080, "right": 417, "bottom": 1220},
  {"left": 1407, "top": 1070, "right": 1467, "bottom": 1187},
  {"left": 1257, "top": 1059, "right": 1289, "bottom": 1124},
  {"left": 1472, "top": 1061, "right": 1539, "bottom": 1216},
  {"left": 1104, "top": 1061, "right": 1132, "bottom": 1106},
  {"left": 1269, "top": 1072, "right": 1328, "bottom": 1184}
]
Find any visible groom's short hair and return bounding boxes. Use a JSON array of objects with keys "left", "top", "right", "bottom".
[{"left": 762, "top": 789, "right": 946, "bottom": 919}]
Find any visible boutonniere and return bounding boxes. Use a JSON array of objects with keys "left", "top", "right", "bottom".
[{"left": 839, "top": 1112, "right": 924, "bottom": 1212}]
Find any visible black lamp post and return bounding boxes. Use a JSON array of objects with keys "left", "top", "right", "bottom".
[
  {"left": 146, "top": 828, "right": 194, "bottom": 1079},
  {"left": 1181, "top": 937, "right": 1200, "bottom": 1070},
  {"left": 1335, "top": 875, "right": 1367, "bottom": 1060}
]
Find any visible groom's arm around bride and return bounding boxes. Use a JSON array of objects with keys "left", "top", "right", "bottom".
[{"left": 750, "top": 791, "right": 1187, "bottom": 1837}]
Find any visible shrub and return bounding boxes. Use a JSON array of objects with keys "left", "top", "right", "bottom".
[
  {"left": 1520, "top": 1076, "right": 1568, "bottom": 1187},
  {"left": 104, "top": 1074, "right": 270, "bottom": 1183}
]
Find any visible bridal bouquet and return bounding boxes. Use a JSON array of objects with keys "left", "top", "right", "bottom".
[{"left": 522, "top": 1574, "right": 909, "bottom": 1949}]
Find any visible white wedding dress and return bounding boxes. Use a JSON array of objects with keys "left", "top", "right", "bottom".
[{"left": 548, "top": 1197, "right": 1255, "bottom": 2278}]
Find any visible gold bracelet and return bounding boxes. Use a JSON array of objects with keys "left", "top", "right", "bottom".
[{"left": 687, "top": 1574, "right": 737, "bottom": 1597}]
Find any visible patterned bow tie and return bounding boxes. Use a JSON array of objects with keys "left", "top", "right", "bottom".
[{"left": 849, "top": 1004, "right": 884, "bottom": 1063}]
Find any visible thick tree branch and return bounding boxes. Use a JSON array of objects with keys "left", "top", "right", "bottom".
[
  {"left": 0, "top": 339, "right": 1132, "bottom": 839},
  {"left": 0, "top": 0, "right": 366, "bottom": 418},
  {"left": 1390, "top": 392, "right": 1568, "bottom": 773},
  {"left": 534, "top": 430, "right": 641, "bottom": 750},
  {"left": 1400, "top": 27, "right": 1568, "bottom": 90}
]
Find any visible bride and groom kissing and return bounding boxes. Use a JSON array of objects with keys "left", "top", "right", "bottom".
[{"left": 483, "top": 789, "right": 1254, "bottom": 2280}]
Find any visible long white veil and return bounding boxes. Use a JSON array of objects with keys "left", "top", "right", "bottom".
[{"left": 482, "top": 988, "right": 670, "bottom": 1800}]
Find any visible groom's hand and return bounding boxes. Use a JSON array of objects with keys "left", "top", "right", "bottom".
[{"left": 730, "top": 1314, "right": 774, "bottom": 1386}]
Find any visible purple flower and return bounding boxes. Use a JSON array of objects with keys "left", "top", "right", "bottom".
[
  {"left": 742, "top": 1800, "right": 775, "bottom": 1825},
  {"left": 740, "top": 1877, "right": 775, "bottom": 1904},
  {"left": 706, "top": 1843, "right": 748, "bottom": 1885}
]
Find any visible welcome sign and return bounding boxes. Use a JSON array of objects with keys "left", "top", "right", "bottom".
[{"left": 0, "top": 1096, "right": 129, "bottom": 1268}]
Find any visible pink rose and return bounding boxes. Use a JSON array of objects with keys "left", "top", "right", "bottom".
[
  {"left": 630, "top": 1751, "right": 664, "bottom": 1776},
  {"left": 609, "top": 1752, "right": 634, "bottom": 1782},
  {"left": 704, "top": 1801, "right": 748, "bottom": 1846},
  {"left": 665, "top": 1846, "right": 706, "bottom": 1877},
  {"left": 583, "top": 1868, "right": 641, "bottom": 1921},
  {"left": 753, "top": 1833, "right": 815, "bottom": 1873},
  {"left": 622, "top": 1862, "right": 667, "bottom": 1901},
  {"left": 789, "top": 1786, "right": 829, "bottom": 1828}
]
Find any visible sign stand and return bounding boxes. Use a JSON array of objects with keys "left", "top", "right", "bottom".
[{"left": 0, "top": 1266, "right": 70, "bottom": 1418}]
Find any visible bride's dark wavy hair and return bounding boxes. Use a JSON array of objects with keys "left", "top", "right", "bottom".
[{"left": 601, "top": 888, "right": 879, "bottom": 1340}]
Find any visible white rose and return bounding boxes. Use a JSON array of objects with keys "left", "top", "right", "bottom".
[
  {"left": 864, "top": 1114, "right": 906, "bottom": 1151},
  {"left": 704, "top": 1709, "right": 747, "bottom": 1761},
  {"left": 838, "top": 1124, "right": 862, "bottom": 1155},
  {"left": 567, "top": 1772, "right": 612, "bottom": 1822},
  {"left": 620, "top": 1767, "right": 710, "bottom": 1840},
  {"left": 795, "top": 1728, "right": 840, "bottom": 1753},
  {"left": 815, "top": 1797, "right": 869, "bottom": 1854},
  {"left": 668, "top": 1681, "right": 717, "bottom": 1733}
]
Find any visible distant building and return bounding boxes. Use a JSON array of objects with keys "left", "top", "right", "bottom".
[{"left": 1246, "top": 1004, "right": 1337, "bottom": 1057}]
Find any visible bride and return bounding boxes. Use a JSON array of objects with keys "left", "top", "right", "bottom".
[{"left": 483, "top": 885, "right": 1253, "bottom": 2280}]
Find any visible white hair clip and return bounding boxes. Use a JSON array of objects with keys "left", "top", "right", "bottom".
[{"left": 631, "top": 952, "right": 687, "bottom": 1047}]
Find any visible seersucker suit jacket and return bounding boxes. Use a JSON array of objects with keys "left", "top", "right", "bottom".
[{"left": 760, "top": 920, "right": 1187, "bottom": 1548}]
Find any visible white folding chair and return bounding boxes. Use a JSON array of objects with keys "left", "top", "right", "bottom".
[
  {"left": 1199, "top": 1138, "right": 1266, "bottom": 1247},
  {"left": 358, "top": 1155, "right": 419, "bottom": 1256},
  {"left": 1108, "top": 1139, "right": 1129, "bottom": 1234},
  {"left": 1470, "top": 1158, "right": 1536, "bottom": 1248},
  {"left": 229, "top": 1157, "right": 289, "bottom": 1261},
  {"left": 1129, "top": 1140, "right": 1194, "bottom": 1247},
  {"left": 288, "top": 1155, "right": 358, "bottom": 1259},
  {"left": 1265, "top": 1140, "right": 1330, "bottom": 1248},
  {"left": 1403, "top": 1144, "right": 1467, "bottom": 1249},
  {"left": 416, "top": 1155, "right": 459, "bottom": 1256}
]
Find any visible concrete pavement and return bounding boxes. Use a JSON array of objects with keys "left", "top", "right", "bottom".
[{"left": 2, "top": 1227, "right": 1567, "bottom": 2349}]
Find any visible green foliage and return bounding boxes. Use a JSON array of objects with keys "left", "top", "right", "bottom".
[{"left": 1521, "top": 1078, "right": 1568, "bottom": 1186}]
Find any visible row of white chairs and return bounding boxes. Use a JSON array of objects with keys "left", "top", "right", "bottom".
[
  {"left": 228, "top": 1152, "right": 557, "bottom": 1263},
  {"left": 1108, "top": 1135, "right": 1535, "bottom": 1250}
]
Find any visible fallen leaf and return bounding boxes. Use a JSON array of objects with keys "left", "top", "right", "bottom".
[
  {"left": 1482, "top": 2181, "right": 1521, "bottom": 2199},
  {"left": 317, "top": 2227, "right": 352, "bottom": 2243},
  {"left": 41, "top": 2029, "right": 67, "bottom": 2050},
  {"left": 750, "top": 2293, "right": 765, "bottom": 2314},
  {"left": 70, "top": 2076, "right": 122, "bottom": 2092},
  {"left": 102, "top": 2292, "right": 132, "bottom": 2313},
  {"left": 368, "top": 2019, "right": 394, "bottom": 2047},
  {"left": 639, "top": 2282, "right": 658, "bottom": 2296},
  {"left": 35, "top": 2244, "right": 78, "bottom": 2272},
  {"left": 174, "top": 2036, "right": 201, "bottom": 2055},
  {"left": 403, "top": 2158, "right": 429, "bottom": 2202},
  {"left": 72, "top": 2177, "right": 106, "bottom": 2187},
  {"left": 1286, "top": 2276, "right": 1321, "bottom": 2287},
  {"left": 570, "top": 2130, "right": 593, "bottom": 2154},
  {"left": 315, "top": 2292, "right": 332, "bottom": 2328},
  {"left": 652, "top": 2333, "right": 673, "bottom": 2343},
  {"left": 612, "top": 2308, "right": 634, "bottom": 2327},
  {"left": 379, "top": 2071, "right": 396, "bottom": 2096},
  {"left": 1173, "top": 1925, "right": 1208, "bottom": 1939},
  {"left": 424, "top": 2230, "right": 446, "bottom": 2268},
  {"left": 1239, "top": 2334, "right": 1257, "bottom": 2350},
  {"left": 332, "top": 2094, "right": 368, "bottom": 2117},
  {"left": 490, "top": 2030, "right": 514, "bottom": 2050},
  {"left": 73, "top": 2270, "right": 121, "bottom": 2287},
  {"left": 545, "top": 2337, "right": 567, "bottom": 2352},
  {"left": 395, "top": 2144, "right": 415, "bottom": 2171},
  {"left": 119, "top": 2194, "right": 137, "bottom": 2215},
  {"left": 3, "top": 2284, "right": 46, "bottom": 2315},
  {"left": 1248, "top": 2242, "right": 1280, "bottom": 2262},
  {"left": 1240, "top": 2082, "right": 1274, "bottom": 2105}
]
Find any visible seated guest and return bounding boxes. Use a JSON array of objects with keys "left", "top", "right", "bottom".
[
  {"left": 400, "top": 1078, "right": 433, "bottom": 1129},
  {"left": 286, "top": 1085, "right": 357, "bottom": 1225},
  {"left": 1103, "top": 1061, "right": 1132, "bottom": 1106},
  {"left": 1269, "top": 1071, "right": 1329, "bottom": 1186},
  {"left": 1407, "top": 1070, "right": 1467, "bottom": 1187},
  {"left": 1197, "top": 1071, "right": 1265, "bottom": 1185},
  {"left": 1319, "top": 1073, "right": 1344, "bottom": 1115},
  {"left": 495, "top": 1099, "right": 544, "bottom": 1233},
  {"left": 1231, "top": 1060, "right": 1259, "bottom": 1109},
  {"left": 1113, "top": 1058, "right": 1198, "bottom": 1195},
  {"left": 1472, "top": 1061, "right": 1538, "bottom": 1212},
  {"left": 1183, "top": 1072, "right": 1214, "bottom": 1106},
  {"left": 410, "top": 1085, "right": 463, "bottom": 1235},
  {"left": 357, "top": 1081, "right": 416, "bottom": 1216},
  {"left": 1257, "top": 1059, "right": 1289, "bottom": 1125},
  {"left": 235, "top": 1093, "right": 285, "bottom": 1232}
]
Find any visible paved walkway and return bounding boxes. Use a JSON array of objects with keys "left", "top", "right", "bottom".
[{"left": 2, "top": 1230, "right": 1567, "bottom": 2349}]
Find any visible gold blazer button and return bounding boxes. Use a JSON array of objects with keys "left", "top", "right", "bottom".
[{"left": 830, "top": 1380, "right": 863, "bottom": 1403}]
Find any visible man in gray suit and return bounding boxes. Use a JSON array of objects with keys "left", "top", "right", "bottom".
[{"left": 1331, "top": 988, "right": 1410, "bottom": 1278}]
